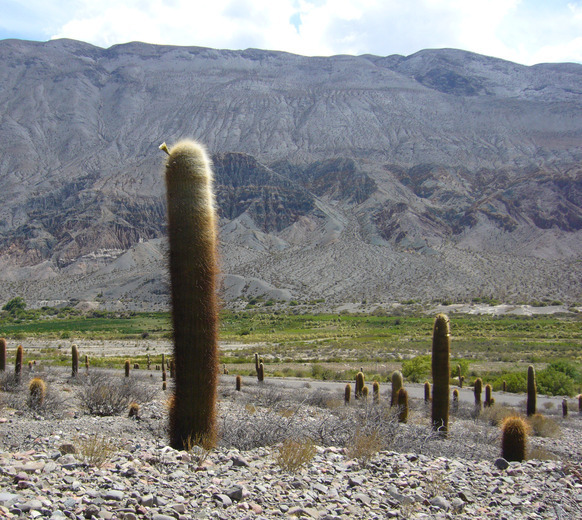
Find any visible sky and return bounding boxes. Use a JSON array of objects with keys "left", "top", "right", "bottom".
[{"left": 1, "top": 0, "right": 581, "bottom": 65}]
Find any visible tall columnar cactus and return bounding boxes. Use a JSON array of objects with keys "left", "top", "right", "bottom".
[
  {"left": 431, "top": 314, "right": 450, "bottom": 434},
  {"left": 485, "top": 384, "right": 493, "bottom": 407},
  {"left": 236, "top": 375, "right": 242, "bottom": 391},
  {"left": 28, "top": 377, "right": 46, "bottom": 409},
  {"left": 527, "top": 365, "right": 537, "bottom": 417},
  {"left": 424, "top": 381, "right": 431, "bottom": 402},
  {"left": 254, "top": 353, "right": 260, "bottom": 377},
  {"left": 163, "top": 140, "right": 219, "bottom": 450},
  {"left": 258, "top": 362, "right": 265, "bottom": 382},
  {"left": 0, "top": 338, "right": 6, "bottom": 372},
  {"left": 501, "top": 416, "right": 528, "bottom": 462},
  {"left": 147, "top": 354, "right": 151, "bottom": 370},
  {"left": 15, "top": 345, "right": 23, "bottom": 379},
  {"left": 578, "top": 394, "right": 582, "bottom": 414},
  {"left": 362, "top": 385, "right": 369, "bottom": 400},
  {"left": 562, "top": 398, "right": 568, "bottom": 417},
  {"left": 502, "top": 380, "right": 507, "bottom": 393},
  {"left": 71, "top": 345, "right": 79, "bottom": 377},
  {"left": 355, "top": 371, "right": 365, "bottom": 399},
  {"left": 124, "top": 359, "right": 131, "bottom": 378},
  {"left": 390, "top": 371, "right": 403, "bottom": 407},
  {"left": 85, "top": 355, "right": 89, "bottom": 372},
  {"left": 344, "top": 383, "right": 351, "bottom": 405},
  {"left": 397, "top": 388, "right": 408, "bottom": 423},
  {"left": 372, "top": 381, "right": 380, "bottom": 402},
  {"left": 457, "top": 364, "right": 462, "bottom": 388},
  {"left": 474, "top": 377, "right": 483, "bottom": 410}
]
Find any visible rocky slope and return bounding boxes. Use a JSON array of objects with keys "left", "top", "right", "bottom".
[{"left": 0, "top": 39, "right": 581, "bottom": 307}]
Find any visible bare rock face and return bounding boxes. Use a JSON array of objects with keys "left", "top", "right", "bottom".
[{"left": 0, "top": 39, "right": 581, "bottom": 306}]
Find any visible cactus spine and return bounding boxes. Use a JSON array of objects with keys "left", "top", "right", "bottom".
[
  {"left": 344, "top": 383, "right": 351, "bottom": 404},
  {"left": 355, "top": 371, "right": 365, "bottom": 399},
  {"left": 0, "top": 338, "right": 6, "bottom": 372},
  {"left": 397, "top": 387, "right": 408, "bottom": 423},
  {"left": 71, "top": 345, "right": 79, "bottom": 377},
  {"left": 474, "top": 377, "right": 483, "bottom": 410},
  {"left": 527, "top": 365, "right": 536, "bottom": 416},
  {"left": 164, "top": 140, "right": 219, "bottom": 450},
  {"left": 390, "top": 371, "right": 403, "bottom": 407},
  {"left": 431, "top": 314, "right": 450, "bottom": 434},
  {"left": 424, "top": 381, "right": 431, "bottom": 402},
  {"left": 501, "top": 416, "right": 528, "bottom": 462}
]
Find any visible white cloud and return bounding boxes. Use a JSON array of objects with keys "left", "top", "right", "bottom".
[{"left": 44, "top": 0, "right": 582, "bottom": 64}]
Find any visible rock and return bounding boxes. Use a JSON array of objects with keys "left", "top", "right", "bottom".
[
  {"left": 430, "top": 496, "right": 451, "bottom": 510},
  {"left": 214, "top": 494, "right": 232, "bottom": 508},
  {"left": 494, "top": 458, "right": 510, "bottom": 470},
  {"left": 102, "top": 490, "right": 124, "bottom": 501}
]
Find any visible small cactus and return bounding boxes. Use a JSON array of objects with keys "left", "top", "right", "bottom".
[
  {"left": 147, "top": 354, "right": 151, "bottom": 370},
  {"left": 562, "top": 398, "right": 568, "bottom": 417},
  {"left": 235, "top": 375, "right": 242, "bottom": 391},
  {"left": 0, "top": 337, "right": 6, "bottom": 371},
  {"left": 223, "top": 364, "right": 228, "bottom": 375},
  {"left": 362, "top": 385, "right": 369, "bottom": 400},
  {"left": 474, "top": 378, "right": 483, "bottom": 410},
  {"left": 424, "top": 381, "right": 431, "bottom": 402},
  {"left": 15, "top": 345, "right": 23, "bottom": 379},
  {"left": 344, "top": 383, "right": 351, "bottom": 404},
  {"left": 431, "top": 314, "right": 450, "bottom": 434},
  {"left": 162, "top": 381, "right": 167, "bottom": 391},
  {"left": 124, "top": 359, "right": 131, "bottom": 378},
  {"left": 28, "top": 377, "right": 46, "bottom": 409},
  {"left": 128, "top": 402, "right": 140, "bottom": 418},
  {"left": 254, "top": 353, "right": 260, "bottom": 375},
  {"left": 485, "top": 384, "right": 493, "bottom": 407},
  {"left": 390, "top": 371, "right": 403, "bottom": 407},
  {"left": 452, "top": 388, "right": 459, "bottom": 411},
  {"left": 85, "top": 355, "right": 89, "bottom": 372},
  {"left": 355, "top": 371, "right": 365, "bottom": 399},
  {"left": 258, "top": 362, "right": 265, "bottom": 382},
  {"left": 372, "top": 381, "right": 380, "bottom": 402},
  {"left": 163, "top": 370, "right": 167, "bottom": 382},
  {"left": 501, "top": 416, "right": 528, "bottom": 462},
  {"left": 397, "top": 388, "right": 408, "bottom": 423},
  {"left": 457, "top": 364, "right": 462, "bottom": 387},
  {"left": 527, "top": 365, "right": 536, "bottom": 416},
  {"left": 502, "top": 380, "right": 507, "bottom": 392},
  {"left": 71, "top": 345, "right": 79, "bottom": 377}
]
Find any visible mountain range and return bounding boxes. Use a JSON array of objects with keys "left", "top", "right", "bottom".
[{"left": 0, "top": 38, "right": 581, "bottom": 309}]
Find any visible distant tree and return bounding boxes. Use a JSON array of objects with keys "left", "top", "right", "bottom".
[{"left": 2, "top": 297, "right": 26, "bottom": 315}]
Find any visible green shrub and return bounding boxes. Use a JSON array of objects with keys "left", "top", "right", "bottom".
[
  {"left": 494, "top": 371, "right": 527, "bottom": 393},
  {"left": 402, "top": 355, "right": 431, "bottom": 383},
  {"left": 537, "top": 368, "right": 576, "bottom": 397}
]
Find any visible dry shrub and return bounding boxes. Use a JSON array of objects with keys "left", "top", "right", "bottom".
[
  {"left": 77, "top": 371, "right": 156, "bottom": 416},
  {"left": 76, "top": 434, "right": 118, "bottom": 467},
  {"left": 347, "top": 429, "right": 384, "bottom": 467},
  {"left": 527, "top": 413, "right": 562, "bottom": 438},
  {"left": 276, "top": 438, "right": 316, "bottom": 473},
  {"left": 184, "top": 432, "right": 217, "bottom": 467},
  {"left": 480, "top": 405, "right": 515, "bottom": 426},
  {"left": 529, "top": 447, "right": 561, "bottom": 461}
]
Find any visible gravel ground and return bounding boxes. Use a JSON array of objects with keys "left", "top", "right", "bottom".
[{"left": 0, "top": 368, "right": 581, "bottom": 520}]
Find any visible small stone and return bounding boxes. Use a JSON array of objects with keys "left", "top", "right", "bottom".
[
  {"left": 214, "top": 494, "right": 232, "bottom": 508},
  {"left": 231, "top": 455, "right": 250, "bottom": 467},
  {"left": 430, "top": 496, "right": 450, "bottom": 510},
  {"left": 140, "top": 494, "right": 155, "bottom": 507},
  {"left": 103, "top": 490, "right": 124, "bottom": 501},
  {"left": 83, "top": 504, "right": 100, "bottom": 518},
  {"left": 494, "top": 458, "right": 510, "bottom": 470}
]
